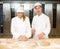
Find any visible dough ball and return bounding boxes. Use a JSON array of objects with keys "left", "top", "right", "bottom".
[{"left": 40, "top": 41, "right": 50, "bottom": 46}]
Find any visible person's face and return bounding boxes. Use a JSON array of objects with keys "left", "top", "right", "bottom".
[
  {"left": 35, "top": 5, "right": 42, "bottom": 14},
  {"left": 17, "top": 12, "right": 24, "bottom": 18}
]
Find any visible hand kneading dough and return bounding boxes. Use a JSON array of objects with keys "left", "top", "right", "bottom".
[{"left": 40, "top": 41, "right": 50, "bottom": 46}]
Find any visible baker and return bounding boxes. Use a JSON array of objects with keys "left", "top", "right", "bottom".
[
  {"left": 32, "top": 2, "right": 51, "bottom": 39},
  {"left": 11, "top": 7, "right": 31, "bottom": 41}
]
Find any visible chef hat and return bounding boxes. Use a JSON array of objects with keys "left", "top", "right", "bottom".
[
  {"left": 34, "top": 2, "right": 42, "bottom": 8},
  {"left": 16, "top": 7, "right": 24, "bottom": 12}
]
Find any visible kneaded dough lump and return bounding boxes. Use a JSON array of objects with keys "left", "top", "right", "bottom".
[{"left": 40, "top": 41, "right": 50, "bottom": 46}]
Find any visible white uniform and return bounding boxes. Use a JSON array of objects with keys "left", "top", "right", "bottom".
[
  {"left": 11, "top": 16, "right": 31, "bottom": 39},
  {"left": 32, "top": 13, "right": 51, "bottom": 39}
]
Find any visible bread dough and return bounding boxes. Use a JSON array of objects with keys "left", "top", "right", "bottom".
[
  {"left": 0, "top": 45, "right": 10, "bottom": 49},
  {"left": 40, "top": 40, "right": 50, "bottom": 46},
  {"left": 26, "top": 39, "right": 38, "bottom": 47},
  {"left": 54, "top": 39, "right": 60, "bottom": 45},
  {"left": 6, "top": 39, "right": 14, "bottom": 44},
  {"left": 12, "top": 45, "right": 19, "bottom": 48}
]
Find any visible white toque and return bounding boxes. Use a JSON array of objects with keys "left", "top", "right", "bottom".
[
  {"left": 34, "top": 2, "right": 42, "bottom": 8},
  {"left": 16, "top": 7, "right": 24, "bottom": 12}
]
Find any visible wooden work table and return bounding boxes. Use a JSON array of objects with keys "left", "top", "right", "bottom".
[{"left": 0, "top": 38, "right": 60, "bottom": 49}]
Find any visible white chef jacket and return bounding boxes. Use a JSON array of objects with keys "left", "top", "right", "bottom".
[
  {"left": 32, "top": 13, "right": 51, "bottom": 39},
  {"left": 11, "top": 16, "right": 31, "bottom": 39}
]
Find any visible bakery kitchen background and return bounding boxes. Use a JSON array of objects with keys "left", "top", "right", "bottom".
[{"left": 0, "top": 0, "right": 60, "bottom": 38}]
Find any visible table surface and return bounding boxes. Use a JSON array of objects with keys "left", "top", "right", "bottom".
[{"left": 0, "top": 38, "right": 60, "bottom": 49}]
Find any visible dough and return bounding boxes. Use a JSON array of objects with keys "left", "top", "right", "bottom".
[
  {"left": 0, "top": 45, "right": 10, "bottom": 49},
  {"left": 40, "top": 40, "right": 50, "bottom": 46},
  {"left": 12, "top": 45, "right": 19, "bottom": 48},
  {"left": 26, "top": 39, "right": 38, "bottom": 47},
  {"left": 54, "top": 39, "right": 60, "bottom": 45},
  {"left": 6, "top": 39, "right": 14, "bottom": 44}
]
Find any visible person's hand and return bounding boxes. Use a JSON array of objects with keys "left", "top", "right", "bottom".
[
  {"left": 37, "top": 32, "right": 45, "bottom": 39},
  {"left": 18, "top": 35, "right": 28, "bottom": 41},
  {"left": 23, "top": 36, "right": 28, "bottom": 41},
  {"left": 31, "top": 29, "right": 35, "bottom": 35}
]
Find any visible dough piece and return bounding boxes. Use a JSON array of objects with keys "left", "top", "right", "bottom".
[
  {"left": 56, "top": 41, "right": 60, "bottom": 45},
  {"left": 27, "top": 39, "right": 38, "bottom": 47},
  {"left": 6, "top": 39, "right": 14, "bottom": 44},
  {"left": 12, "top": 45, "right": 19, "bottom": 48},
  {"left": 54, "top": 39, "right": 60, "bottom": 45},
  {"left": 0, "top": 45, "right": 10, "bottom": 49},
  {"left": 40, "top": 41, "right": 50, "bottom": 46}
]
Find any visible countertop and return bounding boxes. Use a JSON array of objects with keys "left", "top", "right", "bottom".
[{"left": 0, "top": 38, "right": 60, "bottom": 49}]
